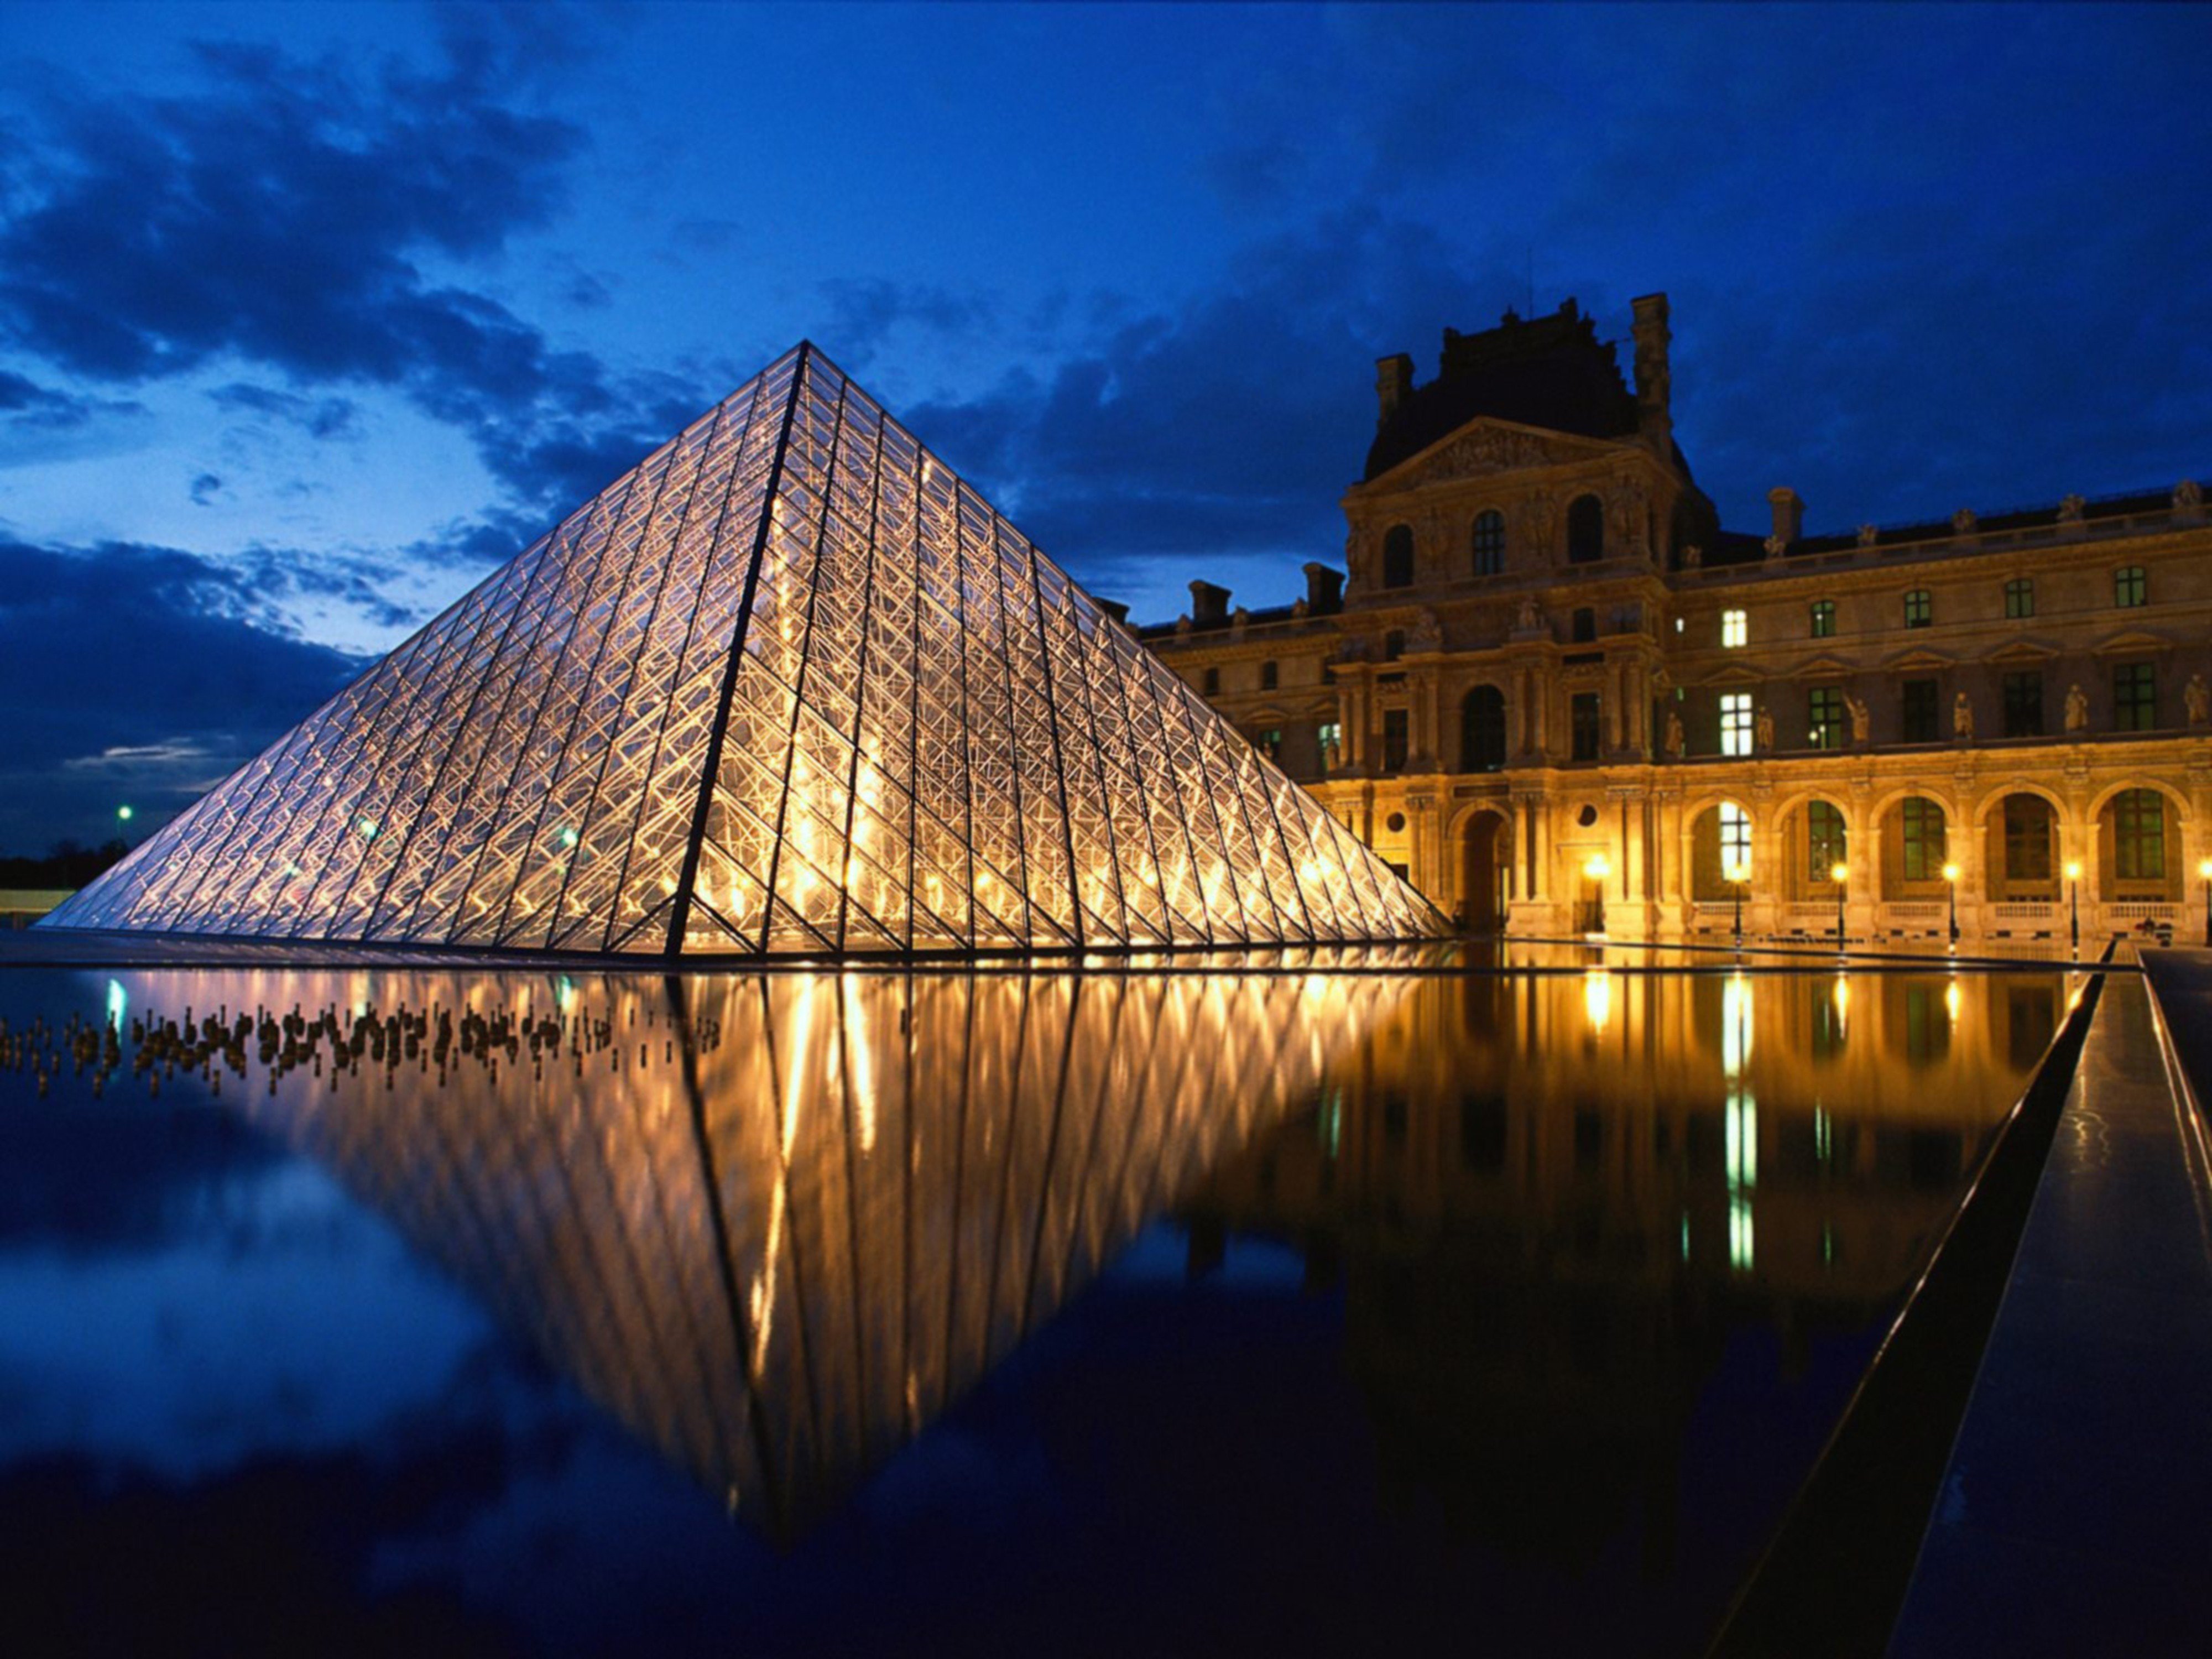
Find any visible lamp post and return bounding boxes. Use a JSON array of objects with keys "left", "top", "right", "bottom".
[
  {"left": 2064, "top": 860, "right": 2082, "bottom": 953},
  {"left": 1585, "top": 852, "right": 1611, "bottom": 938},
  {"left": 1942, "top": 861, "right": 1960, "bottom": 947},
  {"left": 1726, "top": 861, "right": 1749, "bottom": 951},
  {"left": 1830, "top": 861, "right": 1849, "bottom": 952},
  {"left": 2200, "top": 857, "right": 2212, "bottom": 948}
]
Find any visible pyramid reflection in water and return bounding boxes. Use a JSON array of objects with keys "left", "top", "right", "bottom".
[
  {"left": 49, "top": 345, "right": 1438, "bottom": 955},
  {"left": 137, "top": 965, "right": 1400, "bottom": 1535}
]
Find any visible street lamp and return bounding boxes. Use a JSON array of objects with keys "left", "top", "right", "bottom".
[
  {"left": 2064, "top": 860, "right": 2082, "bottom": 952},
  {"left": 1726, "top": 860, "right": 1750, "bottom": 951},
  {"left": 1942, "top": 861, "right": 1960, "bottom": 947},
  {"left": 2200, "top": 857, "right": 2212, "bottom": 947},
  {"left": 1830, "top": 861, "right": 1849, "bottom": 951},
  {"left": 1585, "top": 852, "right": 1611, "bottom": 938}
]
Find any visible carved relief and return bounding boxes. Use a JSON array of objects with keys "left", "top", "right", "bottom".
[{"left": 1426, "top": 426, "right": 1563, "bottom": 479}]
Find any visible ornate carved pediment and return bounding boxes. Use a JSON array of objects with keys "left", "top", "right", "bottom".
[{"left": 1377, "top": 420, "right": 1616, "bottom": 490}]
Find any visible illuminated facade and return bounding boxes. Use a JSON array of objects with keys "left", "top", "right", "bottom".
[
  {"left": 46, "top": 346, "right": 1437, "bottom": 956},
  {"left": 1144, "top": 294, "right": 2212, "bottom": 943}
]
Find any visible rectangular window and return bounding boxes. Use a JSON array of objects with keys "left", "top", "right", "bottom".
[
  {"left": 1380, "top": 708, "right": 1409, "bottom": 772},
  {"left": 1317, "top": 720, "right": 1340, "bottom": 771},
  {"left": 1721, "top": 608, "right": 1747, "bottom": 648},
  {"left": 1720, "top": 692, "right": 1754, "bottom": 758},
  {"left": 1383, "top": 629, "right": 1405, "bottom": 661},
  {"left": 2004, "top": 577, "right": 2034, "bottom": 619},
  {"left": 1258, "top": 728, "right": 1284, "bottom": 761},
  {"left": 2114, "top": 789, "right": 2166, "bottom": 880},
  {"left": 2002, "top": 671, "right": 2043, "bottom": 738},
  {"left": 1901, "top": 679, "right": 1939, "bottom": 743},
  {"left": 1201, "top": 667, "right": 1220, "bottom": 696},
  {"left": 1808, "top": 686, "right": 1844, "bottom": 750},
  {"left": 1903, "top": 589, "right": 1932, "bottom": 628},
  {"left": 2004, "top": 797, "right": 2053, "bottom": 884},
  {"left": 1808, "top": 801, "right": 1847, "bottom": 879},
  {"left": 1810, "top": 599, "right": 1835, "bottom": 639},
  {"left": 1571, "top": 607, "right": 1596, "bottom": 644},
  {"left": 2114, "top": 662, "right": 2157, "bottom": 731},
  {"left": 1719, "top": 802, "right": 1751, "bottom": 875},
  {"left": 1260, "top": 660, "right": 1278, "bottom": 691},
  {"left": 1571, "top": 692, "right": 1601, "bottom": 761},
  {"left": 2115, "top": 565, "right": 2147, "bottom": 607},
  {"left": 1901, "top": 797, "right": 1945, "bottom": 881}
]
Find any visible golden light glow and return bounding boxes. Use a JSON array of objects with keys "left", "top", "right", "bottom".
[
  {"left": 1725, "top": 862, "right": 1750, "bottom": 884},
  {"left": 1584, "top": 853, "right": 1612, "bottom": 881},
  {"left": 2065, "top": 860, "right": 2083, "bottom": 881},
  {"left": 1945, "top": 981, "right": 1964, "bottom": 1022},
  {"left": 1582, "top": 967, "right": 1613, "bottom": 1034},
  {"left": 2199, "top": 858, "right": 2212, "bottom": 881},
  {"left": 1941, "top": 862, "right": 1960, "bottom": 884},
  {"left": 1829, "top": 862, "right": 1849, "bottom": 884}
]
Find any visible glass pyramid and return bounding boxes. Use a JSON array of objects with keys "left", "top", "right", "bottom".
[{"left": 45, "top": 345, "right": 1442, "bottom": 956}]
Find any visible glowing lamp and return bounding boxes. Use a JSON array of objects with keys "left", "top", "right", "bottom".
[
  {"left": 2065, "top": 860, "right": 2083, "bottom": 881},
  {"left": 1941, "top": 862, "right": 1960, "bottom": 883},
  {"left": 1725, "top": 863, "right": 1749, "bottom": 884},
  {"left": 1584, "top": 853, "right": 1612, "bottom": 881},
  {"left": 117, "top": 805, "right": 134, "bottom": 823},
  {"left": 1829, "top": 862, "right": 1849, "bottom": 884}
]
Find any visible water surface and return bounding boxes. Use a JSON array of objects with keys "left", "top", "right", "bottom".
[{"left": 0, "top": 960, "right": 2065, "bottom": 1655}]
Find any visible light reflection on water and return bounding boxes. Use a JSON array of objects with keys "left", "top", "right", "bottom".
[{"left": 0, "top": 962, "right": 2064, "bottom": 1653}]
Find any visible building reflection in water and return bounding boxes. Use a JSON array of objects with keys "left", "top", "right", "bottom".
[
  {"left": 102, "top": 966, "right": 1397, "bottom": 1537},
  {"left": 76, "top": 960, "right": 2061, "bottom": 1591},
  {"left": 1181, "top": 966, "right": 2063, "bottom": 1573}
]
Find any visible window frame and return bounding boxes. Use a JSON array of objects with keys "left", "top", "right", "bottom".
[
  {"left": 1569, "top": 691, "right": 1602, "bottom": 761},
  {"left": 1807, "top": 801, "right": 1847, "bottom": 882},
  {"left": 1721, "top": 608, "right": 1748, "bottom": 649},
  {"left": 1380, "top": 707, "right": 1410, "bottom": 773},
  {"left": 1471, "top": 510, "right": 1505, "bottom": 577},
  {"left": 1810, "top": 598, "right": 1836, "bottom": 639},
  {"left": 2001, "top": 670, "right": 2044, "bottom": 739},
  {"left": 1567, "top": 494, "right": 1605, "bottom": 564},
  {"left": 1808, "top": 685, "right": 1845, "bottom": 750},
  {"left": 1381, "top": 524, "right": 1415, "bottom": 589},
  {"left": 2115, "top": 565, "right": 2147, "bottom": 608},
  {"left": 1901, "top": 678, "right": 1939, "bottom": 743},
  {"left": 2004, "top": 577, "right": 2034, "bottom": 619},
  {"left": 1901, "top": 796, "right": 1946, "bottom": 881},
  {"left": 1903, "top": 589, "right": 1932, "bottom": 629},
  {"left": 2114, "top": 787, "right": 2167, "bottom": 880},
  {"left": 1720, "top": 691, "right": 1754, "bottom": 758},
  {"left": 2114, "top": 661, "right": 2157, "bottom": 731}
]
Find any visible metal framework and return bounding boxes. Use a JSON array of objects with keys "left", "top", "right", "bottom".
[{"left": 46, "top": 345, "right": 1441, "bottom": 956}]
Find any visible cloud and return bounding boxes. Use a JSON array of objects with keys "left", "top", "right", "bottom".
[
  {"left": 0, "top": 367, "right": 144, "bottom": 434},
  {"left": 0, "top": 27, "right": 722, "bottom": 526},
  {"left": 898, "top": 208, "right": 1503, "bottom": 616},
  {"left": 188, "top": 472, "right": 225, "bottom": 505},
  {"left": 208, "top": 383, "right": 360, "bottom": 441},
  {"left": 0, "top": 538, "right": 364, "bottom": 851}
]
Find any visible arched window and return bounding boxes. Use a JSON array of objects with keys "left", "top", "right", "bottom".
[
  {"left": 1471, "top": 510, "right": 1505, "bottom": 576},
  {"left": 1462, "top": 686, "right": 1507, "bottom": 773},
  {"left": 1567, "top": 494, "right": 1605, "bottom": 564},
  {"left": 1381, "top": 524, "right": 1415, "bottom": 588},
  {"left": 1807, "top": 801, "right": 1848, "bottom": 882}
]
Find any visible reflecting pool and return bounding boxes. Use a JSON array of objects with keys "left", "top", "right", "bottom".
[{"left": 0, "top": 961, "right": 2065, "bottom": 1655}]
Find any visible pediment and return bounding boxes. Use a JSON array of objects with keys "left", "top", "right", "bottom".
[
  {"left": 1881, "top": 646, "right": 1957, "bottom": 673},
  {"left": 1792, "top": 651, "right": 1862, "bottom": 677},
  {"left": 1986, "top": 637, "right": 2060, "bottom": 664},
  {"left": 2091, "top": 628, "right": 2171, "bottom": 656},
  {"left": 1361, "top": 416, "right": 1629, "bottom": 493}
]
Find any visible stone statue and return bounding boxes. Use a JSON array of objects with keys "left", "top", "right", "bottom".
[
  {"left": 2177, "top": 479, "right": 2204, "bottom": 518},
  {"left": 1762, "top": 533, "right": 1787, "bottom": 560},
  {"left": 1515, "top": 595, "right": 1544, "bottom": 633},
  {"left": 2064, "top": 682, "right": 2089, "bottom": 733},
  {"left": 1845, "top": 693, "right": 1870, "bottom": 745},
  {"left": 1663, "top": 707, "right": 1686, "bottom": 760},
  {"left": 1681, "top": 542, "right": 1702, "bottom": 570},
  {"left": 2188, "top": 674, "right": 2210, "bottom": 727},
  {"left": 1408, "top": 607, "right": 1443, "bottom": 653},
  {"left": 1755, "top": 705, "right": 1775, "bottom": 753},
  {"left": 2058, "top": 493, "right": 2086, "bottom": 525},
  {"left": 1856, "top": 524, "right": 1879, "bottom": 547},
  {"left": 1953, "top": 691, "right": 1974, "bottom": 740},
  {"left": 1951, "top": 507, "right": 1978, "bottom": 536}
]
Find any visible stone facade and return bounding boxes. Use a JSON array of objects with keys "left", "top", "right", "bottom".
[{"left": 1142, "top": 293, "right": 2212, "bottom": 945}]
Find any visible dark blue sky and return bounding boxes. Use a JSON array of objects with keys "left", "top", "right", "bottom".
[{"left": 1, "top": 1, "right": 2206, "bottom": 850}]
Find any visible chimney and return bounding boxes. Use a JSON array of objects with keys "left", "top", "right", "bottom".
[
  {"left": 1095, "top": 598, "right": 1130, "bottom": 628},
  {"left": 1301, "top": 562, "right": 1344, "bottom": 615},
  {"left": 1375, "top": 354, "right": 1413, "bottom": 428},
  {"left": 1630, "top": 293, "right": 1672, "bottom": 455},
  {"left": 1189, "top": 580, "right": 1232, "bottom": 627},
  {"left": 1767, "top": 487, "right": 1803, "bottom": 547}
]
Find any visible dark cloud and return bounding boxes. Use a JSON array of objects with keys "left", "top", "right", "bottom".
[
  {"left": 900, "top": 208, "right": 1503, "bottom": 617},
  {"left": 0, "top": 367, "right": 143, "bottom": 432},
  {"left": 208, "top": 383, "right": 361, "bottom": 441},
  {"left": 0, "top": 28, "right": 720, "bottom": 524},
  {"left": 188, "top": 472, "right": 224, "bottom": 506},
  {"left": 816, "top": 278, "right": 997, "bottom": 368},
  {"left": 0, "top": 538, "right": 364, "bottom": 852}
]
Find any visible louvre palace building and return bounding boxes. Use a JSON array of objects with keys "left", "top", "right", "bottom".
[{"left": 1139, "top": 293, "right": 2212, "bottom": 945}]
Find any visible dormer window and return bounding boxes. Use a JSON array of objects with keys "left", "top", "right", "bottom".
[
  {"left": 1567, "top": 494, "right": 1605, "bottom": 564},
  {"left": 1382, "top": 524, "right": 1415, "bottom": 588},
  {"left": 1472, "top": 510, "right": 1505, "bottom": 576}
]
